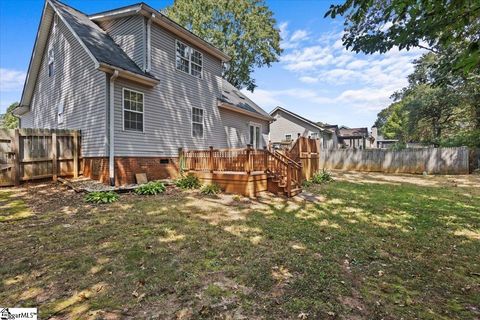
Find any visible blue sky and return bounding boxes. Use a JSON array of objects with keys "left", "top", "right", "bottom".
[{"left": 0, "top": 0, "right": 423, "bottom": 128}]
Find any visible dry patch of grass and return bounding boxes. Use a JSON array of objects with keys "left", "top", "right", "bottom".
[{"left": 0, "top": 175, "right": 479, "bottom": 319}]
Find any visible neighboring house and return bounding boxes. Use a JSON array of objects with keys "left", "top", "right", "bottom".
[
  {"left": 13, "top": 0, "right": 272, "bottom": 185},
  {"left": 337, "top": 126, "right": 369, "bottom": 149},
  {"left": 269, "top": 107, "right": 336, "bottom": 149},
  {"left": 370, "top": 125, "right": 398, "bottom": 149}
]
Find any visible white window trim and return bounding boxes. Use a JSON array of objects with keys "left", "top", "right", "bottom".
[
  {"left": 191, "top": 107, "right": 204, "bottom": 139},
  {"left": 57, "top": 102, "right": 64, "bottom": 125},
  {"left": 122, "top": 87, "right": 145, "bottom": 133},
  {"left": 175, "top": 39, "right": 203, "bottom": 79},
  {"left": 285, "top": 133, "right": 293, "bottom": 141},
  {"left": 249, "top": 122, "right": 262, "bottom": 148},
  {"left": 48, "top": 47, "right": 54, "bottom": 77}
]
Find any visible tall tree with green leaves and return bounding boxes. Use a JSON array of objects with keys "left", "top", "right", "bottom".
[
  {"left": 0, "top": 103, "right": 19, "bottom": 129},
  {"left": 325, "top": 0, "right": 480, "bottom": 73},
  {"left": 164, "top": 0, "right": 282, "bottom": 91}
]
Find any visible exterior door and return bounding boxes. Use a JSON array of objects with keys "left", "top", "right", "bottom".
[{"left": 249, "top": 124, "right": 261, "bottom": 149}]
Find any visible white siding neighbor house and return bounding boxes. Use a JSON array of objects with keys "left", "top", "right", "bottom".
[
  {"left": 14, "top": 0, "right": 273, "bottom": 185},
  {"left": 269, "top": 107, "right": 337, "bottom": 149}
]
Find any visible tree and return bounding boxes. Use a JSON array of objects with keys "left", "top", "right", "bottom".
[
  {"left": 325, "top": 0, "right": 480, "bottom": 73},
  {"left": 0, "top": 102, "right": 19, "bottom": 129},
  {"left": 164, "top": 0, "right": 282, "bottom": 91}
]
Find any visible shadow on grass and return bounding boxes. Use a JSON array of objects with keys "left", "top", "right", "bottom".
[{"left": 0, "top": 180, "right": 479, "bottom": 319}]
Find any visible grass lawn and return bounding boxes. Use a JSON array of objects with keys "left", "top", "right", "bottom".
[{"left": 0, "top": 173, "right": 479, "bottom": 319}]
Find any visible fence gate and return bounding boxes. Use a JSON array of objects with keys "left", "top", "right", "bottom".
[
  {"left": 0, "top": 130, "right": 14, "bottom": 186},
  {"left": 0, "top": 128, "right": 81, "bottom": 187}
]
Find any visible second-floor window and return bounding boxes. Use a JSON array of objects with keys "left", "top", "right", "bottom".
[
  {"left": 48, "top": 48, "right": 54, "bottom": 77},
  {"left": 123, "top": 88, "right": 144, "bottom": 132},
  {"left": 176, "top": 40, "right": 203, "bottom": 78}
]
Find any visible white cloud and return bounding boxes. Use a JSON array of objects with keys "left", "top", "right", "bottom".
[
  {"left": 279, "top": 22, "right": 311, "bottom": 49},
  {"left": 0, "top": 68, "right": 26, "bottom": 92},
  {"left": 299, "top": 76, "right": 319, "bottom": 84},
  {"left": 272, "top": 23, "right": 424, "bottom": 113},
  {"left": 290, "top": 30, "right": 309, "bottom": 42}
]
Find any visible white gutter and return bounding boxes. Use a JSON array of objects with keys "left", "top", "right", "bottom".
[{"left": 109, "top": 70, "right": 119, "bottom": 186}]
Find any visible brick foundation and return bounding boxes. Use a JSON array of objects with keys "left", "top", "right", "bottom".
[{"left": 83, "top": 157, "right": 180, "bottom": 185}]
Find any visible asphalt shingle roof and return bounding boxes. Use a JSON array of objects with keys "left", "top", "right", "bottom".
[
  {"left": 52, "top": 0, "right": 156, "bottom": 80},
  {"left": 220, "top": 79, "right": 271, "bottom": 119}
]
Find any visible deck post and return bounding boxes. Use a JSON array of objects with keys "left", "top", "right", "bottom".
[
  {"left": 209, "top": 146, "right": 214, "bottom": 173},
  {"left": 263, "top": 146, "right": 268, "bottom": 172},
  {"left": 178, "top": 147, "right": 184, "bottom": 174},
  {"left": 286, "top": 161, "right": 292, "bottom": 197},
  {"left": 245, "top": 144, "right": 252, "bottom": 174},
  {"left": 73, "top": 130, "right": 79, "bottom": 179},
  {"left": 12, "top": 129, "right": 20, "bottom": 186},
  {"left": 52, "top": 131, "right": 58, "bottom": 181}
]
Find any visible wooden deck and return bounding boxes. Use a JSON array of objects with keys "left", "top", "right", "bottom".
[{"left": 180, "top": 146, "right": 302, "bottom": 197}]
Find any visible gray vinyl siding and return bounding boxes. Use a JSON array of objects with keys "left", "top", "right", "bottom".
[
  {"left": 98, "top": 16, "right": 145, "bottom": 70},
  {"left": 270, "top": 110, "right": 320, "bottom": 142},
  {"left": 22, "top": 17, "right": 107, "bottom": 157},
  {"left": 220, "top": 108, "right": 269, "bottom": 148},
  {"left": 20, "top": 112, "right": 34, "bottom": 127},
  {"left": 270, "top": 110, "right": 335, "bottom": 149},
  {"left": 113, "top": 21, "right": 258, "bottom": 157}
]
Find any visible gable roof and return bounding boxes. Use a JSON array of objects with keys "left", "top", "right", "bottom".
[
  {"left": 218, "top": 80, "right": 273, "bottom": 121},
  {"left": 52, "top": 0, "right": 157, "bottom": 80},
  {"left": 338, "top": 127, "right": 369, "bottom": 138},
  {"left": 270, "top": 106, "right": 327, "bottom": 132},
  {"left": 89, "top": 2, "right": 230, "bottom": 62},
  {"left": 16, "top": 0, "right": 158, "bottom": 114}
]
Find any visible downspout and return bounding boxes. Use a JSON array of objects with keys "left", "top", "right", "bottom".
[
  {"left": 109, "top": 70, "right": 119, "bottom": 186},
  {"left": 146, "top": 14, "right": 153, "bottom": 72}
]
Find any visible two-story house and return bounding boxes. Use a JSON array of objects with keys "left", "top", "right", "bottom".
[
  {"left": 269, "top": 107, "right": 336, "bottom": 149},
  {"left": 13, "top": 0, "right": 273, "bottom": 185}
]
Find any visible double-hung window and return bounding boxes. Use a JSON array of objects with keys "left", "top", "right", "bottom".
[
  {"left": 48, "top": 48, "right": 54, "bottom": 77},
  {"left": 123, "top": 88, "right": 144, "bottom": 132},
  {"left": 176, "top": 40, "right": 203, "bottom": 78},
  {"left": 192, "top": 107, "right": 204, "bottom": 138}
]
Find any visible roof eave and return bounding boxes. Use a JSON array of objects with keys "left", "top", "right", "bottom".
[
  {"left": 12, "top": 105, "right": 30, "bottom": 116},
  {"left": 218, "top": 102, "right": 274, "bottom": 122},
  {"left": 98, "top": 63, "right": 159, "bottom": 86},
  {"left": 270, "top": 106, "right": 326, "bottom": 132}
]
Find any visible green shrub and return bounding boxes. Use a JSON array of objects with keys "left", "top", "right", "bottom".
[
  {"left": 200, "top": 183, "right": 221, "bottom": 195},
  {"left": 310, "top": 169, "right": 333, "bottom": 184},
  {"left": 174, "top": 174, "right": 201, "bottom": 189},
  {"left": 135, "top": 181, "right": 166, "bottom": 195},
  {"left": 85, "top": 191, "right": 119, "bottom": 204},
  {"left": 302, "top": 179, "right": 313, "bottom": 187}
]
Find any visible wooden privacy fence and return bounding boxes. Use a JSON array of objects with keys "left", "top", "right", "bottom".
[
  {"left": 318, "top": 147, "right": 470, "bottom": 175},
  {"left": 0, "top": 129, "right": 81, "bottom": 186},
  {"left": 286, "top": 137, "right": 321, "bottom": 180}
]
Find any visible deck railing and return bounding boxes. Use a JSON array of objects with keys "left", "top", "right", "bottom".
[{"left": 180, "top": 146, "right": 302, "bottom": 196}]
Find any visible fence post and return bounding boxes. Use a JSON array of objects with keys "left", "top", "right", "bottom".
[
  {"left": 11, "top": 129, "right": 20, "bottom": 186},
  {"left": 209, "top": 146, "right": 214, "bottom": 173},
  {"left": 52, "top": 131, "right": 58, "bottom": 181},
  {"left": 245, "top": 144, "right": 252, "bottom": 174},
  {"left": 73, "top": 130, "right": 79, "bottom": 178}
]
